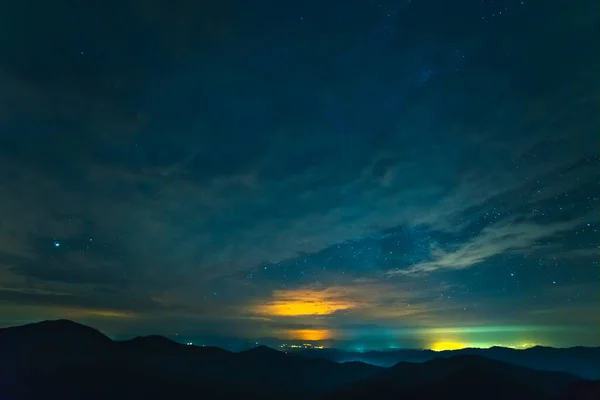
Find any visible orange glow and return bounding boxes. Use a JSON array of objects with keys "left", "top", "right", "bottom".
[
  {"left": 253, "top": 288, "right": 355, "bottom": 316},
  {"left": 280, "top": 329, "right": 334, "bottom": 341},
  {"left": 255, "top": 301, "right": 349, "bottom": 316},
  {"left": 431, "top": 341, "right": 467, "bottom": 351}
]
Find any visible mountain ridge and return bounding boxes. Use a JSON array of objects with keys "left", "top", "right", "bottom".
[{"left": 0, "top": 320, "right": 595, "bottom": 400}]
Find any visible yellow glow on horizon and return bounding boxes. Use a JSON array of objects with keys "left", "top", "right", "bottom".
[
  {"left": 431, "top": 341, "right": 467, "bottom": 351},
  {"left": 280, "top": 329, "right": 334, "bottom": 341},
  {"left": 253, "top": 288, "right": 355, "bottom": 316},
  {"left": 429, "top": 341, "right": 540, "bottom": 351}
]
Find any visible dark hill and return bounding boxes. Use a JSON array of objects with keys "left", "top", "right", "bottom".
[
  {"left": 0, "top": 320, "right": 381, "bottom": 400},
  {"left": 120, "top": 336, "right": 232, "bottom": 359},
  {"left": 387, "top": 355, "right": 581, "bottom": 394},
  {"left": 0, "top": 319, "right": 110, "bottom": 346},
  {"left": 0, "top": 319, "right": 113, "bottom": 364},
  {"left": 322, "top": 355, "right": 582, "bottom": 400},
  {"left": 238, "top": 344, "right": 283, "bottom": 358},
  {"left": 558, "top": 380, "right": 600, "bottom": 400},
  {"left": 0, "top": 320, "right": 592, "bottom": 400},
  {"left": 129, "top": 334, "right": 179, "bottom": 346},
  {"left": 122, "top": 335, "right": 185, "bottom": 353},
  {"left": 293, "top": 345, "right": 600, "bottom": 379}
]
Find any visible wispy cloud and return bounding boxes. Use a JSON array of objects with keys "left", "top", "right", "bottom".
[
  {"left": 248, "top": 279, "right": 454, "bottom": 325},
  {"left": 0, "top": 0, "right": 598, "bottom": 341},
  {"left": 394, "top": 215, "right": 587, "bottom": 275}
]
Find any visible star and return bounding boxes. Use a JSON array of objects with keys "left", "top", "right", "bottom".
[{"left": 0, "top": 0, "right": 597, "bottom": 352}]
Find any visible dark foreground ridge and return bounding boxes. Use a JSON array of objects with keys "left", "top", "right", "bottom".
[
  {"left": 0, "top": 320, "right": 598, "bottom": 400},
  {"left": 291, "top": 345, "right": 600, "bottom": 380}
]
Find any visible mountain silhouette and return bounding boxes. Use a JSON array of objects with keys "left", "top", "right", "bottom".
[
  {"left": 293, "top": 344, "right": 600, "bottom": 379},
  {"left": 239, "top": 344, "right": 284, "bottom": 358},
  {"left": 0, "top": 320, "right": 593, "bottom": 400},
  {"left": 322, "top": 365, "right": 551, "bottom": 400},
  {"left": 322, "top": 355, "right": 582, "bottom": 400},
  {"left": 129, "top": 334, "right": 180, "bottom": 347},
  {"left": 327, "top": 355, "right": 580, "bottom": 399},
  {"left": 0, "top": 319, "right": 113, "bottom": 367},
  {"left": 558, "top": 380, "right": 600, "bottom": 400},
  {"left": 0, "top": 319, "right": 110, "bottom": 347},
  {"left": 0, "top": 320, "right": 380, "bottom": 399}
]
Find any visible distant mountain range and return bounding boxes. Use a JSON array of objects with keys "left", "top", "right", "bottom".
[
  {"left": 0, "top": 320, "right": 598, "bottom": 400},
  {"left": 290, "top": 345, "right": 600, "bottom": 380}
]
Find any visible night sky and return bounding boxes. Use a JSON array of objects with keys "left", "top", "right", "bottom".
[{"left": 1, "top": 0, "right": 599, "bottom": 350}]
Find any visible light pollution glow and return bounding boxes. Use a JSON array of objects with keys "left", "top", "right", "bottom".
[
  {"left": 253, "top": 288, "right": 355, "bottom": 316},
  {"left": 280, "top": 329, "right": 335, "bottom": 341},
  {"left": 252, "top": 287, "right": 559, "bottom": 350},
  {"left": 430, "top": 341, "right": 539, "bottom": 351}
]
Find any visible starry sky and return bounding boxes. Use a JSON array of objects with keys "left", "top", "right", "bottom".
[{"left": 0, "top": 0, "right": 599, "bottom": 350}]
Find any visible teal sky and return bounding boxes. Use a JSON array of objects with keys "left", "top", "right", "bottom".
[{"left": 0, "top": 0, "right": 598, "bottom": 350}]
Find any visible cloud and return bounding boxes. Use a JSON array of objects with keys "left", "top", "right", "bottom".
[
  {"left": 248, "top": 279, "right": 455, "bottom": 326},
  {"left": 394, "top": 215, "right": 588, "bottom": 275},
  {"left": 277, "top": 329, "right": 335, "bottom": 341},
  {"left": 0, "top": 284, "right": 152, "bottom": 315},
  {"left": 0, "top": 0, "right": 598, "bottom": 341},
  {"left": 250, "top": 287, "right": 357, "bottom": 317},
  {"left": 11, "top": 255, "right": 131, "bottom": 286},
  {"left": 2, "top": 39, "right": 596, "bottom": 291}
]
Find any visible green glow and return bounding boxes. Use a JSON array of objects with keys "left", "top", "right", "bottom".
[
  {"left": 399, "top": 326, "right": 566, "bottom": 351},
  {"left": 430, "top": 341, "right": 540, "bottom": 351}
]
